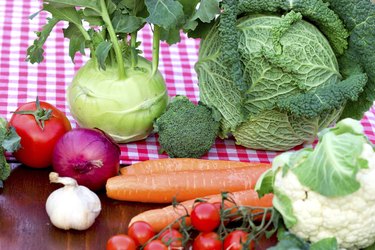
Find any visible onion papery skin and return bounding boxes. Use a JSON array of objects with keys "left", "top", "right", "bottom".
[
  {"left": 67, "top": 57, "right": 168, "bottom": 143},
  {"left": 52, "top": 128, "right": 121, "bottom": 191}
]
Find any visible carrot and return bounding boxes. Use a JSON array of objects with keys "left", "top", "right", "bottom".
[
  {"left": 120, "top": 158, "right": 269, "bottom": 175},
  {"left": 129, "top": 190, "right": 274, "bottom": 232},
  {"left": 106, "top": 165, "right": 270, "bottom": 203}
]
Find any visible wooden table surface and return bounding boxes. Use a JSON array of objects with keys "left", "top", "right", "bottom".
[
  {"left": 0, "top": 164, "right": 161, "bottom": 250},
  {"left": 0, "top": 164, "right": 278, "bottom": 250}
]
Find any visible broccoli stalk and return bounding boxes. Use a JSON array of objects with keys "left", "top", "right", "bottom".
[{"left": 154, "top": 96, "right": 221, "bottom": 158}]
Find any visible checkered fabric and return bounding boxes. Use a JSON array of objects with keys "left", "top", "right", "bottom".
[{"left": 1, "top": 1, "right": 375, "bottom": 165}]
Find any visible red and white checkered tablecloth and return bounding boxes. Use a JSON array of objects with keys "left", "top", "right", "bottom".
[{"left": 1, "top": 1, "right": 375, "bottom": 165}]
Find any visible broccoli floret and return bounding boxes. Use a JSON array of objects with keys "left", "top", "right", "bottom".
[{"left": 154, "top": 95, "right": 221, "bottom": 158}]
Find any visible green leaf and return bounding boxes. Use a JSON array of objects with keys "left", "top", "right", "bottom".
[
  {"left": 95, "top": 41, "right": 113, "bottom": 70},
  {"left": 310, "top": 238, "right": 338, "bottom": 250},
  {"left": 145, "top": 0, "right": 185, "bottom": 30},
  {"left": 160, "top": 27, "right": 181, "bottom": 44},
  {"left": 27, "top": 17, "right": 60, "bottom": 63},
  {"left": 43, "top": 4, "right": 82, "bottom": 25},
  {"left": 187, "top": 19, "right": 215, "bottom": 39},
  {"left": 0, "top": 118, "right": 7, "bottom": 142},
  {"left": 268, "top": 231, "right": 309, "bottom": 250},
  {"left": 255, "top": 169, "right": 274, "bottom": 198},
  {"left": 44, "top": 0, "right": 101, "bottom": 13},
  {"left": 292, "top": 118, "right": 369, "bottom": 197},
  {"left": 326, "top": 0, "right": 375, "bottom": 121},
  {"left": 63, "top": 23, "right": 86, "bottom": 62},
  {"left": 112, "top": 11, "right": 145, "bottom": 33},
  {"left": 191, "top": 0, "right": 220, "bottom": 23},
  {"left": 177, "top": 0, "right": 199, "bottom": 16},
  {"left": 363, "top": 242, "right": 375, "bottom": 250},
  {"left": 81, "top": 8, "right": 104, "bottom": 26},
  {"left": 118, "top": 0, "right": 146, "bottom": 15},
  {"left": 106, "top": 0, "right": 117, "bottom": 14},
  {"left": 0, "top": 153, "right": 11, "bottom": 182},
  {"left": 273, "top": 188, "right": 298, "bottom": 229},
  {"left": 2, "top": 127, "right": 21, "bottom": 153},
  {"left": 0, "top": 118, "right": 19, "bottom": 183}
]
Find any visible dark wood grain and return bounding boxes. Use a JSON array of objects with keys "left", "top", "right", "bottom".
[{"left": 0, "top": 164, "right": 161, "bottom": 250}]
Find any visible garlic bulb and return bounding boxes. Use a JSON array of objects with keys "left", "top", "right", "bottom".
[{"left": 46, "top": 172, "right": 102, "bottom": 230}]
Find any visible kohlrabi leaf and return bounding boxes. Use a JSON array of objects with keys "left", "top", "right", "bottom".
[
  {"left": 44, "top": 0, "right": 101, "bottom": 14},
  {"left": 63, "top": 23, "right": 86, "bottom": 62},
  {"left": 112, "top": 11, "right": 145, "bottom": 33},
  {"left": 145, "top": 0, "right": 185, "bottom": 30},
  {"left": 160, "top": 27, "right": 181, "bottom": 44},
  {"left": 292, "top": 118, "right": 369, "bottom": 197},
  {"left": 95, "top": 41, "right": 113, "bottom": 70},
  {"left": 119, "top": 0, "right": 146, "bottom": 15},
  {"left": 177, "top": 0, "right": 200, "bottom": 16},
  {"left": 191, "top": 0, "right": 220, "bottom": 23},
  {"left": 27, "top": 17, "right": 60, "bottom": 63},
  {"left": 43, "top": 4, "right": 82, "bottom": 25},
  {"left": 310, "top": 238, "right": 338, "bottom": 250},
  {"left": 106, "top": 0, "right": 117, "bottom": 15}
]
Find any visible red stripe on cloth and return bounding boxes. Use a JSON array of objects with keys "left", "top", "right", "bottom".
[{"left": 0, "top": 1, "right": 14, "bottom": 118}]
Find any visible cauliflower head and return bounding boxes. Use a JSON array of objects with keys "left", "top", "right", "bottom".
[{"left": 257, "top": 118, "right": 375, "bottom": 249}]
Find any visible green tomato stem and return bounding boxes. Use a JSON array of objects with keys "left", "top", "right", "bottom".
[
  {"left": 152, "top": 25, "right": 161, "bottom": 76},
  {"left": 100, "top": 0, "right": 126, "bottom": 79}
]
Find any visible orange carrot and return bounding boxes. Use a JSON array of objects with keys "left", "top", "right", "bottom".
[
  {"left": 106, "top": 165, "right": 270, "bottom": 203},
  {"left": 129, "top": 190, "right": 274, "bottom": 232},
  {"left": 120, "top": 158, "right": 269, "bottom": 175}
]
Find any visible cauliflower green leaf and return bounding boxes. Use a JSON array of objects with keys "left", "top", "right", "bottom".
[{"left": 292, "top": 119, "right": 369, "bottom": 197}]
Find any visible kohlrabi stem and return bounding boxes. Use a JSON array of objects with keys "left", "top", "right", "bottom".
[
  {"left": 77, "top": 25, "right": 91, "bottom": 42},
  {"left": 152, "top": 25, "right": 161, "bottom": 76},
  {"left": 130, "top": 32, "right": 138, "bottom": 68},
  {"left": 100, "top": 0, "right": 126, "bottom": 79},
  {"left": 76, "top": 24, "right": 96, "bottom": 60}
]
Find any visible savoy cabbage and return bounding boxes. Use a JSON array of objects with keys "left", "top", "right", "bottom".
[{"left": 195, "top": 0, "right": 375, "bottom": 151}]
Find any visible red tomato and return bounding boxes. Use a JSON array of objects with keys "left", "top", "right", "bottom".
[
  {"left": 191, "top": 202, "right": 221, "bottom": 232},
  {"left": 128, "top": 221, "right": 155, "bottom": 247},
  {"left": 106, "top": 234, "right": 136, "bottom": 250},
  {"left": 9, "top": 99, "right": 71, "bottom": 168},
  {"left": 158, "top": 228, "right": 183, "bottom": 247},
  {"left": 192, "top": 232, "right": 222, "bottom": 250},
  {"left": 144, "top": 240, "right": 168, "bottom": 250},
  {"left": 223, "top": 230, "right": 254, "bottom": 250}
]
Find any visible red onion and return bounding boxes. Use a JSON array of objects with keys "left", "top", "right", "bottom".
[{"left": 52, "top": 128, "right": 121, "bottom": 191}]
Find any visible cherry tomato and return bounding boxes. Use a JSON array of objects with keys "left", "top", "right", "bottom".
[
  {"left": 223, "top": 230, "right": 254, "bottom": 250},
  {"left": 9, "top": 98, "right": 71, "bottom": 168},
  {"left": 106, "top": 234, "right": 136, "bottom": 250},
  {"left": 158, "top": 228, "right": 183, "bottom": 247},
  {"left": 128, "top": 221, "right": 155, "bottom": 246},
  {"left": 144, "top": 240, "right": 168, "bottom": 250},
  {"left": 191, "top": 202, "right": 221, "bottom": 232},
  {"left": 192, "top": 232, "right": 222, "bottom": 250}
]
